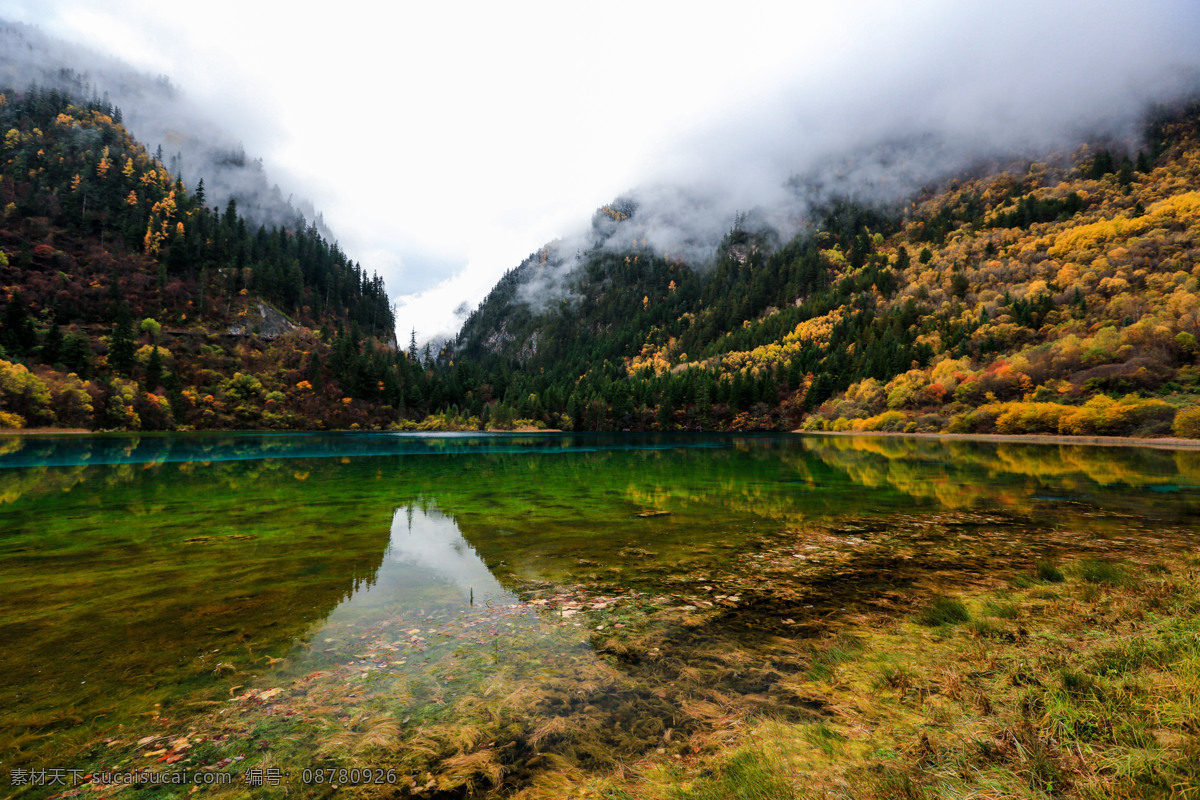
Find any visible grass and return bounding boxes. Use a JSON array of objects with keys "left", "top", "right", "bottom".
[
  {"left": 801, "top": 722, "right": 845, "bottom": 757},
  {"left": 1014, "top": 558, "right": 1066, "bottom": 587},
  {"left": 982, "top": 598, "right": 1021, "bottom": 618},
  {"left": 914, "top": 595, "right": 970, "bottom": 626},
  {"left": 1077, "top": 558, "right": 1134, "bottom": 586},
  {"left": 803, "top": 632, "right": 865, "bottom": 682},
  {"left": 665, "top": 746, "right": 797, "bottom": 800},
  {"left": 48, "top": 546, "right": 1200, "bottom": 800},
  {"left": 601, "top": 555, "right": 1200, "bottom": 800},
  {"left": 1036, "top": 559, "right": 1066, "bottom": 583}
]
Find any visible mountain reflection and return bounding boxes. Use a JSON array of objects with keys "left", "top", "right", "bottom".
[
  {"left": 312, "top": 504, "right": 516, "bottom": 633},
  {"left": 390, "top": 505, "right": 515, "bottom": 604}
]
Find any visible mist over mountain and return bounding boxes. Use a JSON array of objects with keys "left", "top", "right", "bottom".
[
  {"left": 6, "top": 3, "right": 1200, "bottom": 439},
  {"left": 481, "top": 2, "right": 1200, "bottom": 322},
  {"left": 0, "top": 19, "right": 334, "bottom": 240}
]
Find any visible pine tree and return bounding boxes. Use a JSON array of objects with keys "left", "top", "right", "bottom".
[
  {"left": 145, "top": 344, "right": 163, "bottom": 391},
  {"left": 61, "top": 333, "right": 92, "bottom": 378},
  {"left": 1, "top": 294, "right": 37, "bottom": 357},
  {"left": 43, "top": 320, "right": 63, "bottom": 364},
  {"left": 1090, "top": 149, "right": 1115, "bottom": 179},
  {"left": 1117, "top": 155, "right": 1134, "bottom": 188},
  {"left": 109, "top": 303, "right": 135, "bottom": 374}
]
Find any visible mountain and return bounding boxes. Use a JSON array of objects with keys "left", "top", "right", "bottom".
[
  {"left": 5, "top": 44, "right": 1200, "bottom": 440},
  {"left": 420, "top": 97, "right": 1200, "bottom": 438},
  {"left": 0, "top": 20, "right": 334, "bottom": 239},
  {"left": 0, "top": 85, "right": 424, "bottom": 431}
]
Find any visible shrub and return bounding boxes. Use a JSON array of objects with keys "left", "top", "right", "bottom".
[
  {"left": 915, "top": 413, "right": 946, "bottom": 432},
  {"left": 862, "top": 410, "right": 908, "bottom": 432},
  {"left": 947, "top": 411, "right": 974, "bottom": 433},
  {"left": 994, "top": 402, "right": 1071, "bottom": 434},
  {"left": 1057, "top": 394, "right": 1175, "bottom": 436},
  {"left": 1173, "top": 404, "right": 1200, "bottom": 438},
  {"left": 952, "top": 404, "right": 1005, "bottom": 433},
  {"left": 0, "top": 359, "right": 54, "bottom": 425},
  {"left": 134, "top": 344, "right": 172, "bottom": 365}
]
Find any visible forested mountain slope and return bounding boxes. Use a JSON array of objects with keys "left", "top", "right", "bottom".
[
  {"left": 0, "top": 20, "right": 334, "bottom": 238},
  {"left": 429, "top": 99, "right": 1200, "bottom": 437},
  {"left": 6, "top": 84, "right": 1200, "bottom": 437},
  {"left": 0, "top": 87, "right": 429, "bottom": 431}
]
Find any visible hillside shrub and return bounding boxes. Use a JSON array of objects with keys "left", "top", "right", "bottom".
[
  {"left": 860, "top": 410, "right": 908, "bottom": 432},
  {"left": 1173, "top": 405, "right": 1200, "bottom": 438}
]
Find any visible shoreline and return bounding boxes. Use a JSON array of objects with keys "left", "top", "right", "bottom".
[
  {"left": 4, "top": 425, "right": 1200, "bottom": 450},
  {"left": 798, "top": 428, "right": 1200, "bottom": 450},
  {"left": 0, "top": 426, "right": 563, "bottom": 437}
]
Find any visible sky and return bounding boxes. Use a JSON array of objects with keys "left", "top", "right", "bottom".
[{"left": 3, "top": 1, "right": 1200, "bottom": 343}]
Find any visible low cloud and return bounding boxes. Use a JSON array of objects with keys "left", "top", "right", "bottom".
[{"left": 504, "top": 1, "right": 1200, "bottom": 312}]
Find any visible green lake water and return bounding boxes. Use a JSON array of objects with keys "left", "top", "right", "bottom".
[{"left": 1, "top": 432, "right": 1198, "bottom": 791}]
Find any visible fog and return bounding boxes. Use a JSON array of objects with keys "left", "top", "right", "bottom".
[
  {"left": 0, "top": 20, "right": 334, "bottom": 239},
  {"left": 507, "top": 1, "right": 1200, "bottom": 314}
]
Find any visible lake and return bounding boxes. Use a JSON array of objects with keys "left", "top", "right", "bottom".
[{"left": 1, "top": 432, "right": 1198, "bottom": 797}]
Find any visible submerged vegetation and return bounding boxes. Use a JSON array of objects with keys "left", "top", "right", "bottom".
[
  {"left": 1, "top": 433, "right": 1198, "bottom": 798},
  {"left": 17, "top": 523, "right": 1200, "bottom": 799}
]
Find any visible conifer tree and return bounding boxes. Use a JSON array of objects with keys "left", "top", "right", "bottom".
[
  {"left": 109, "top": 303, "right": 135, "bottom": 374},
  {"left": 145, "top": 344, "right": 163, "bottom": 390},
  {"left": 43, "top": 320, "right": 63, "bottom": 364}
]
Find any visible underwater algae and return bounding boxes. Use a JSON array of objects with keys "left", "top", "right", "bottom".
[{"left": 0, "top": 432, "right": 1197, "bottom": 798}]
